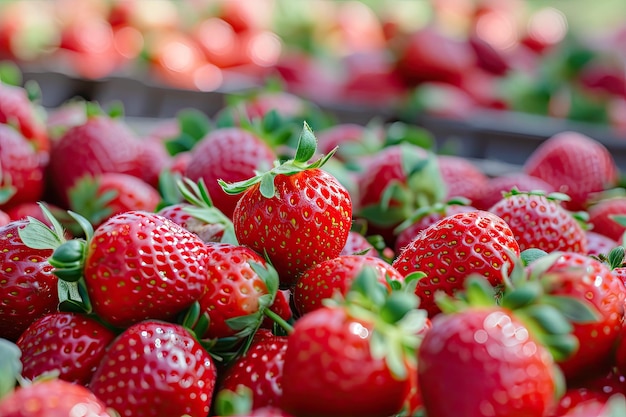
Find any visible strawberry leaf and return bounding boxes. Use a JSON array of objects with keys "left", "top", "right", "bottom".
[
  {"left": 0, "top": 338, "right": 21, "bottom": 398},
  {"left": 541, "top": 294, "right": 601, "bottom": 323}
]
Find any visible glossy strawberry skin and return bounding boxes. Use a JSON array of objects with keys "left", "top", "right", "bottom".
[
  {"left": 523, "top": 131, "right": 618, "bottom": 211},
  {"left": 392, "top": 210, "right": 521, "bottom": 317},
  {"left": 437, "top": 155, "right": 489, "bottom": 202},
  {"left": 585, "top": 231, "right": 618, "bottom": 257},
  {"left": 0, "top": 379, "right": 112, "bottom": 417},
  {"left": 199, "top": 243, "right": 275, "bottom": 339},
  {"left": 488, "top": 193, "right": 588, "bottom": 253},
  {"left": 0, "top": 123, "right": 45, "bottom": 209},
  {"left": 587, "top": 197, "right": 626, "bottom": 242},
  {"left": 233, "top": 168, "right": 352, "bottom": 286},
  {"left": 89, "top": 320, "right": 217, "bottom": 417},
  {"left": 293, "top": 255, "right": 405, "bottom": 316},
  {"left": 185, "top": 127, "right": 276, "bottom": 219},
  {"left": 280, "top": 305, "right": 408, "bottom": 417},
  {"left": 418, "top": 307, "right": 558, "bottom": 417},
  {"left": 48, "top": 115, "right": 142, "bottom": 206},
  {"left": 84, "top": 211, "right": 210, "bottom": 328},
  {"left": 527, "top": 252, "right": 626, "bottom": 382},
  {"left": 16, "top": 312, "right": 116, "bottom": 385},
  {"left": 0, "top": 220, "right": 56, "bottom": 341},
  {"left": 219, "top": 329, "right": 288, "bottom": 410}
]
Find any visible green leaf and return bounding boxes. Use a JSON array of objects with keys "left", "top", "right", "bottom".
[
  {"left": 293, "top": 121, "right": 318, "bottom": 164},
  {"left": 0, "top": 338, "right": 22, "bottom": 398},
  {"left": 17, "top": 216, "right": 62, "bottom": 250},
  {"left": 67, "top": 211, "right": 94, "bottom": 241},
  {"left": 225, "top": 312, "right": 263, "bottom": 336},
  {"left": 520, "top": 304, "right": 573, "bottom": 335},
  {"left": 178, "top": 108, "right": 212, "bottom": 142},
  {"left": 520, "top": 248, "right": 549, "bottom": 267},
  {"left": 607, "top": 245, "right": 626, "bottom": 269},
  {"left": 541, "top": 295, "right": 601, "bottom": 324},
  {"left": 611, "top": 214, "right": 626, "bottom": 228},
  {"left": 500, "top": 281, "right": 543, "bottom": 310},
  {"left": 380, "top": 292, "right": 418, "bottom": 324},
  {"left": 464, "top": 276, "right": 497, "bottom": 307},
  {"left": 0, "top": 61, "right": 22, "bottom": 86},
  {"left": 259, "top": 173, "right": 277, "bottom": 199}
]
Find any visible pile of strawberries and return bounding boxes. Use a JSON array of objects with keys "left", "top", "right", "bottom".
[{"left": 2, "top": 73, "right": 626, "bottom": 417}]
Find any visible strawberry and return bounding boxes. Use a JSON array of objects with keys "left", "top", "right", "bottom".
[
  {"left": 67, "top": 172, "right": 160, "bottom": 228},
  {"left": 394, "top": 198, "right": 476, "bottom": 253},
  {"left": 526, "top": 252, "right": 626, "bottom": 383},
  {"left": 20, "top": 208, "right": 211, "bottom": 329},
  {"left": 0, "top": 219, "right": 56, "bottom": 341},
  {"left": 340, "top": 230, "right": 377, "bottom": 256},
  {"left": 185, "top": 127, "right": 276, "bottom": 219},
  {"left": 0, "top": 378, "right": 113, "bottom": 417},
  {"left": 219, "top": 122, "right": 352, "bottom": 286},
  {"left": 488, "top": 189, "right": 588, "bottom": 253},
  {"left": 437, "top": 154, "right": 489, "bottom": 202},
  {"left": 89, "top": 320, "right": 217, "bottom": 417},
  {"left": 0, "top": 81, "right": 49, "bottom": 154},
  {"left": 586, "top": 231, "right": 618, "bottom": 257},
  {"left": 47, "top": 112, "right": 143, "bottom": 206},
  {"left": 523, "top": 131, "right": 619, "bottom": 211},
  {"left": 392, "top": 210, "right": 521, "bottom": 317},
  {"left": 197, "top": 242, "right": 281, "bottom": 341},
  {"left": 16, "top": 312, "right": 116, "bottom": 385},
  {"left": 293, "top": 254, "right": 405, "bottom": 316},
  {"left": 587, "top": 196, "right": 626, "bottom": 242},
  {"left": 280, "top": 268, "right": 426, "bottom": 417},
  {"left": 0, "top": 123, "right": 45, "bottom": 209},
  {"left": 471, "top": 172, "right": 556, "bottom": 211},
  {"left": 0, "top": 208, "right": 9, "bottom": 226},
  {"left": 355, "top": 143, "right": 446, "bottom": 247},
  {"left": 218, "top": 329, "right": 288, "bottom": 410}
]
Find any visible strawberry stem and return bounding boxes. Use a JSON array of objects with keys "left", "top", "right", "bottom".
[{"left": 263, "top": 308, "right": 294, "bottom": 334}]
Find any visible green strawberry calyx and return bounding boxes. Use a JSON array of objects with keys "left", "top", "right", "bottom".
[
  {"left": 323, "top": 266, "right": 427, "bottom": 379},
  {"left": 503, "top": 187, "right": 572, "bottom": 202},
  {"left": 218, "top": 121, "right": 336, "bottom": 199},
  {"left": 17, "top": 202, "right": 94, "bottom": 314}
]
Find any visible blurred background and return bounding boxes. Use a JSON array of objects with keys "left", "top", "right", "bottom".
[{"left": 0, "top": 0, "right": 624, "bottom": 137}]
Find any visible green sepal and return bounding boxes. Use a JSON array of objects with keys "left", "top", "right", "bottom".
[
  {"left": 58, "top": 279, "right": 91, "bottom": 314},
  {"left": 464, "top": 275, "right": 497, "bottom": 307},
  {"left": 0, "top": 338, "right": 22, "bottom": 399},
  {"left": 518, "top": 303, "right": 573, "bottom": 336},
  {"left": 611, "top": 214, "right": 626, "bottom": 228},
  {"left": 106, "top": 101, "right": 125, "bottom": 119},
  {"left": 379, "top": 291, "right": 419, "bottom": 325},
  {"left": 541, "top": 294, "right": 601, "bottom": 324},
  {"left": 213, "top": 386, "right": 254, "bottom": 417},
  {"left": 164, "top": 108, "right": 212, "bottom": 156},
  {"left": 17, "top": 216, "right": 64, "bottom": 251},
  {"left": 157, "top": 170, "right": 183, "bottom": 210},
  {"left": 607, "top": 245, "right": 626, "bottom": 269},
  {"left": 539, "top": 333, "right": 579, "bottom": 362},
  {"left": 500, "top": 281, "right": 543, "bottom": 310},
  {"left": 67, "top": 175, "right": 116, "bottom": 227},
  {"left": 384, "top": 121, "right": 435, "bottom": 150},
  {"left": 520, "top": 248, "right": 549, "bottom": 267}
]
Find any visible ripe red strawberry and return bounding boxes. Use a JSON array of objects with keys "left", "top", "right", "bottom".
[
  {"left": 198, "top": 242, "right": 281, "bottom": 340},
  {"left": 220, "top": 122, "right": 352, "bottom": 286},
  {"left": 89, "top": 320, "right": 217, "bottom": 417},
  {"left": 355, "top": 143, "right": 446, "bottom": 247},
  {"left": 293, "top": 254, "right": 405, "bottom": 316},
  {"left": 0, "top": 82, "right": 49, "bottom": 154},
  {"left": 16, "top": 312, "right": 116, "bottom": 385},
  {"left": 586, "top": 231, "right": 618, "bottom": 257},
  {"left": 437, "top": 154, "right": 489, "bottom": 202},
  {"left": 488, "top": 189, "right": 588, "bottom": 253},
  {"left": 0, "top": 219, "right": 56, "bottom": 341},
  {"left": 0, "top": 378, "right": 112, "bottom": 417},
  {"left": 280, "top": 269, "right": 425, "bottom": 417},
  {"left": 394, "top": 198, "right": 476, "bottom": 253},
  {"left": 523, "top": 131, "right": 619, "bottom": 211},
  {"left": 587, "top": 196, "right": 626, "bottom": 242},
  {"left": 340, "top": 230, "right": 377, "bottom": 256},
  {"left": 526, "top": 252, "right": 626, "bottom": 383},
  {"left": 185, "top": 127, "right": 276, "bottom": 219},
  {"left": 67, "top": 172, "right": 160, "bottom": 228},
  {"left": 80, "top": 210, "right": 210, "bottom": 328},
  {"left": 0, "top": 123, "right": 45, "bottom": 209},
  {"left": 218, "top": 329, "right": 288, "bottom": 410},
  {"left": 392, "top": 210, "right": 521, "bottom": 317},
  {"left": 48, "top": 113, "right": 143, "bottom": 206},
  {"left": 548, "top": 372, "right": 626, "bottom": 416},
  {"left": 471, "top": 172, "right": 557, "bottom": 211}
]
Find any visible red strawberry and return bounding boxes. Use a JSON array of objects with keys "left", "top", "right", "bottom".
[
  {"left": 0, "top": 123, "right": 45, "bottom": 209},
  {"left": 526, "top": 252, "right": 626, "bottom": 382},
  {"left": 488, "top": 189, "right": 588, "bottom": 253},
  {"left": 340, "top": 230, "right": 377, "bottom": 256},
  {"left": 0, "top": 82, "right": 49, "bottom": 154},
  {"left": 0, "top": 220, "right": 56, "bottom": 341},
  {"left": 355, "top": 143, "right": 446, "bottom": 247},
  {"left": 281, "top": 269, "right": 425, "bottom": 417},
  {"left": 0, "top": 379, "right": 112, "bottom": 417},
  {"left": 218, "top": 329, "right": 288, "bottom": 410},
  {"left": 67, "top": 172, "right": 160, "bottom": 228},
  {"left": 185, "top": 127, "right": 276, "bottom": 219},
  {"left": 523, "top": 131, "right": 619, "bottom": 211},
  {"left": 548, "top": 372, "right": 626, "bottom": 416},
  {"left": 588, "top": 196, "right": 626, "bottom": 242},
  {"left": 293, "top": 254, "right": 405, "bottom": 316},
  {"left": 16, "top": 312, "right": 116, "bottom": 385},
  {"left": 89, "top": 320, "right": 217, "bottom": 417},
  {"left": 472, "top": 172, "right": 557, "bottom": 211},
  {"left": 586, "top": 231, "right": 618, "bottom": 257},
  {"left": 392, "top": 210, "right": 521, "bottom": 317},
  {"left": 437, "top": 154, "right": 489, "bottom": 202},
  {"left": 4, "top": 202, "right": 64, "bottom": 226},
  {"left": 48, "top": 113, "right": 143, "bottom": 206},
  {"left": 394, "top": 198, "right": 476, "bottom": 253},
  {"left": 220, "top": 122, "right": 352, "bottom": 286},
  {"left": 198, "top": 242, "right": 281, "bottom": 341}
]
